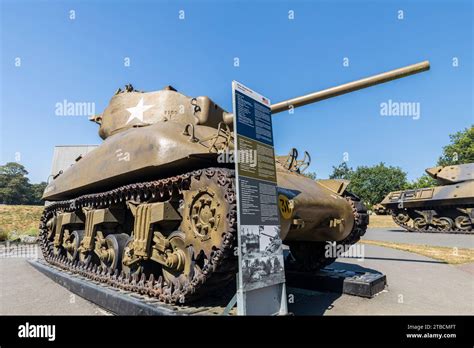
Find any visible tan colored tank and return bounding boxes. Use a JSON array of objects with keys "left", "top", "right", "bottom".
[
  {"left": 372, "top": 203, "right": 388, "bottom": 215},
  {"left": 380, "top": 163, "right": 474, "bottom": 233},
  {"left": 39, "top": 61, "right": 430, "bottom": 303}
]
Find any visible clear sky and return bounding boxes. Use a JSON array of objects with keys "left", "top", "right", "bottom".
[{"left": 1, "top": 0, "right": 472, "bottom": 183}]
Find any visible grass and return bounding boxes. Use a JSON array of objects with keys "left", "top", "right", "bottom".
[
  {"left": 361, "top": 239, "right": 474, "bottom": 264},
  {"left": 368, "top": 215, "right": 398, "bottom": 228},
  {"left": 0, "top": 205, "right": 43, "bottom": 240}
]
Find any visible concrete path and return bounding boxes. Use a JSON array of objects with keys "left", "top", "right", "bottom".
[
  {"left": 289, "top": 244, "right": 474, "bottom": 315},
  {"left": 1, "top": 233, "right": 473, "bottom": 315},
  {"left": 363, "top": 228, "right": 474, "bottom": 248},
  {"left": 0, "top": 253, "right": 109, "bottom": 315}
]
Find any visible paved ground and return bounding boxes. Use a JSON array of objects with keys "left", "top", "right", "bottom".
[
  {"left": 1, "top": 230, "right": 473, "bottom": 315},
  {"left": 363, "top": 228, "right": 474, "bottom": 248},
  {"left": 289, "top": 244, "right": 474, "bottom": 315},
  {"left": 0, "top": 246, "right": 108, "bottom": 315}
]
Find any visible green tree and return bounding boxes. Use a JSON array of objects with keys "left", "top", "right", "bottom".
[
  {"left": 437, "top": 126, "right": 474, "bottom": 166},
  {"left": 29, "top": 182, "right": 47, "bottom": 205},
  {"left": 0, "top": 162, "right": 45, "bottom": 205},
  {"left": 329, "top": 162, "right": 354, "bottom": 180},
  {"left": 0, "top": 171, "right": 31, "bottom": 205},
  {"left": 0, "top": 161, "right": 28, "bottom": 178},
  {"left": 347, "top": 162, "right": 408, "bottom": 206},
  {"left": 407, "top": 173, "right": 437, "bottom": 189}
]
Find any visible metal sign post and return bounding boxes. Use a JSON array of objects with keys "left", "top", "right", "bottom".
[{"left": 232, "top": 81, "right": 288, "bottom": 315}]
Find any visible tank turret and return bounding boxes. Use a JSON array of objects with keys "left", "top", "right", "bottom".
[{"left": 91, "top": 61, "right": 430, "bottom": 138}]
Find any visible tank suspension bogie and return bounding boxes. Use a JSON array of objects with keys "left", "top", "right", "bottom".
[
  {"left": 39, "top": 168, "right": 238, "bottom": 304},
  {"left": 46, "top": 211, "right": 85, "bottom": 257},
  {"left": 390, "top": 206, "right": 474, "bottom": 233},
  {"left": 76, "top": 207, "right": 125, "bottom": 265},
  {"left": 39, "top": 168, "right": 368, "bottom": 303}
]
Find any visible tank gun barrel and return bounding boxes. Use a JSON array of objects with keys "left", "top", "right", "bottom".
[{"left": 270, "top": 60, "right": 430, "bottom": 114}]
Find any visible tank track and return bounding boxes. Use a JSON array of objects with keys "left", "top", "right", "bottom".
[
  {"left": 39, "top": 169, "right": 370, "bottom": 303},
  {"left": 286, "top": 192, "right": 369, "bottom": 272},
  {"left": 390, "top": 205, "right": 473, "bottom": 234},
  {"left": 39, "top": 168, "right": 237, "bottom": 304}
]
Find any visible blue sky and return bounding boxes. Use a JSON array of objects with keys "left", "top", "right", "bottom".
[{"left": 1, "top": 0, "right": 472, "bottom": 183}]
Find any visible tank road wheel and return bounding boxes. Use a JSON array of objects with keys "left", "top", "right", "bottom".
[
  {"left": 437, "top": 217, "right": 454, "bottom": 232},
  {"left": 38, "top": 168, "right": 237, "bottom": 304},
  {"left": 98, "top": 233, "right": 129, "bottom": 271},
  {"left": 52, "top": 243, "right": 64, "bottom": 257},
  {"left": 122, "top": 236, "right": 142, "bottom": 276},
  {"left": 78, "top": 245, "right": 97, "bottom": 266},
  {"left": 455, "top": 216, "right": 473, "bottom": 232},
  {"left": 63, "top": 230, "right": 84, "bottom": 262},
  {"left": 394, "top": 212, "right": 410, "bottom": 224},
  {"left": 161, "top": 231, "right": 195, "bottom": 287},
  {"left": 413, "top": 217, "right": 428, "bottom": 231}
]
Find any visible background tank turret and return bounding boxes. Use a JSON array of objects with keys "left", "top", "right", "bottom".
[
  {"left": 39, "top": 60, "right": 430, "bottom": 304},
  {"left": 380, "top": 163, "right": 474, "bottom": 233}
]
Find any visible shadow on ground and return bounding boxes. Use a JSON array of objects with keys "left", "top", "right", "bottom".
[{"left": 288, "top": 261, "right": 382, "bottom": 315}]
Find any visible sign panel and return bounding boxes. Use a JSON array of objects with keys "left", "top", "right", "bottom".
[{"left": 232, "top": 81, "right": 286, "bottom": 297}]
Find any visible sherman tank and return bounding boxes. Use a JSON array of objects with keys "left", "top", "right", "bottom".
[
  {"left": 380, "top": 163, "right": 474, "bottom": 233},
  {"left": 39, "top": 61, "right": 430, "bottom": 304}
]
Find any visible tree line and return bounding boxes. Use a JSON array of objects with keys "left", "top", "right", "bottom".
[{"left": 326, "top": 126, "right": 473, "bottom": 207}]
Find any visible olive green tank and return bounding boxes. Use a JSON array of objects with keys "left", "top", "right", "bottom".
[
  {"left": 39, "top": 61, "right": 430, "bottom": 304},
  {"left": 380, "top": 163, "right": 474, "bottom": 233}
]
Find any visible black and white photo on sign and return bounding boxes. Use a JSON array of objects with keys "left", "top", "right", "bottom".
[
  {"left": 258, "top": 225, "right": 282, "bottom": 255},
  {"left": 240, "top": 225, "right": 260, "bottom": 257},
  {"left": 241, "top": 254, "right": 286, "bottom": 288}
]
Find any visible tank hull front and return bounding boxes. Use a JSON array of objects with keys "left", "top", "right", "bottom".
[{"left": 276, "top": 171, "right": 356, "bottom": 242}]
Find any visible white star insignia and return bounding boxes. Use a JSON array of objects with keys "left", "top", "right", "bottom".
[{"left": 126, "top": 97, "right": 154, "bottom": 124}]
